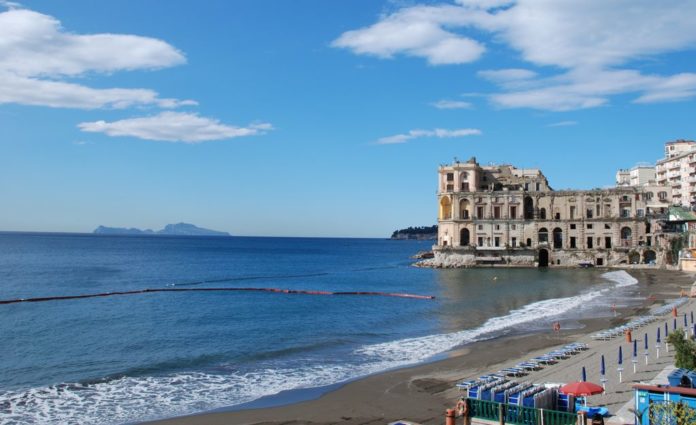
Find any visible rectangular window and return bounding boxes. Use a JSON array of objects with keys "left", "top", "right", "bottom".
[
  {"left": 478, "top": 237, "right": 484, "bottom": 247},
  {"left": 446, "top": 173, "right": 454, "bottom": 181},
  {"left": 461, "top": 182, "right": 469, "bottom": 191},
  {"left": 494, "top": 237, "right": 500, "bottom": 247},
  {"left": 570, "top": 224, "right": 576, "bottom": 230},
  {"left": 535, "top": 183, "right": 540, "bottom": 191},
  {"left": 621, "top": 208, "right": 630, "bottom": 218},
  {"left": 605, "top": 237, "right": 612, "bottom": 248},
  {"left": 570, "top": 237, "right": 576, "bottom": 248},
  {"left": 587, "top": 224, "right": 593, "bottom": 230},
  {"left": 587, "top": 237, "right": 593, "bottom": 249},
  {"left": 555, "top": 212, "right": 560, "bottom": 219},
  {"left": 478, "top": 224, "right": 483, "bottom": 230},
  {"left": 570, "top": 206, "right": 576, "bottom": 219},
  {"left": 477, "top": 206, "right": 484, "bottom": 218},
  {"left": 495, "top": 224, "right": 500, "bottom": 230},
  {"left": 510, "top": 206, "right": 517, "bottom": 218},
  {"left": 511, "top": 237, "right": 517, "bottom": 247},
  {"left": 586, "top": 208, "right": 593, "bottom": 219},
  {"left": 605, "top": 224, "right": 611, "bottom": 230},
  {"left": 494, "top": 206, "right": 501, "bottom": 219},
  {"left": 596, "top": 205, "right": 601, "bottom": 216},
  {"left": 511, "top": 224, "right": 516, "bottom": 230},
  {"left": 636, "top": 209, "right": 644, "bottom": 218},
  {"left": 524, "top": 183, "right": 529, "bottom": 191}
]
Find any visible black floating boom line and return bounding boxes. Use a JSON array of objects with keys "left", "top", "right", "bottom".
[{"left": 0, "top": 287, "right": 435, "bottom": 305}]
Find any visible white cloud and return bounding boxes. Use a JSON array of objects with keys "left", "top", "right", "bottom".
[
  {"left": 377, "top": 128, "right": 481, "bottom": 144},
  {"left": 78, "top": 112, "right": 273, "bottom": 143},
  {"left": 332, "top": 5, "right": 485, "bottom": 65},
  {"left": 0, "top": 6, "right": 191, "bottom": 109},
  {"left": 546, "top": 120, "right": 577, "bottom": 127},
  {"left": 335, "top": 1, "right": 696, "bottom": 110},
  {"left": 431, "top": 99, "right": 472, "bottom": 109}
]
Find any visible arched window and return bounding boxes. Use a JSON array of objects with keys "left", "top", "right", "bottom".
[
  {"left": 524, "top": 196, "right": 534, "bottom": 220},
  {"left": 620, "top": 227, "right": 632, "bottom": 247},
  {"left": 439, "top": 196, "right": 452, "bottom": 220},
  {"left": 538, "top": 227, "right": 548, "bottom": 243},
  {"left": 539, "top": 208, "right": 547, "bottom": 219},
  {"left": 553, "top": 227, "right": 563, "bottom": 249},
  {"left": 459, "top": 199, "right": 470, "bottom": 219},
  {"left": 460, "top": 228, "right": 470, "bottom": 246}
]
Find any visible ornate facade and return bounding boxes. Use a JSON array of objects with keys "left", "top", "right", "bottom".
[{"left": 433, "top": 157, "right": 672, "bottom": 267}]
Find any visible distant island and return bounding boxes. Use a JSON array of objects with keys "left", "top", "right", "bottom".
[
  {"left": 390, "top": 225, "right": 437, "bottom": 240},
  {"left": 93, "top": 223, "right": 231, "bottom": 237}
]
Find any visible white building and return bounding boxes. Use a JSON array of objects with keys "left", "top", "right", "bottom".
[
  {"left": 616, "top": 164, "right": 656, "bottom": 187},
  {"left": 656, "top": 140, "right": 696, "bottom": 208}
]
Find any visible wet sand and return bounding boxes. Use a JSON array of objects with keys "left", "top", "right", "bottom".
[{"left": 146, "top": 269, "right": 695, "bottom": 425}]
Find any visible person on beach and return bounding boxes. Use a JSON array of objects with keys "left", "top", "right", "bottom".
[{"left": 456, "top": 398, "right": 471, "bottom": 425}]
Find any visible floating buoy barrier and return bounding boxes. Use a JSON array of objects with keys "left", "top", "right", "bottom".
[{"left": 0, "top": 287, "right": 435, "bottom": 305}]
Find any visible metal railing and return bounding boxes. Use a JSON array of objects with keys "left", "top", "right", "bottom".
[{"left": 468, "top": 399, "right": 578, "bottom": 425}]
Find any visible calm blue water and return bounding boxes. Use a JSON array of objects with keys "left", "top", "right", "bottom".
[{"left": 0, "top": 233, "right": 644, "bottom": 424}]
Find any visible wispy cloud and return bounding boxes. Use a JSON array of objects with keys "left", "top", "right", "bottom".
[
  {"left": 377, "top": 128, "right": 481, "bottom": 144},
  {"left": 334, "top": 0, "right": 696, "bottom": 110},
  {"left": 0, "top": 6, "right": 192, "bottom": 109},
  {"left": 431, "top": 99, "right": 472, "bottom": 109},
  {"left": 546, "top": 120, "right": 577, "bottom": 127},
  {"left": 78, "top": 112, "right": 273, "bottom": 143}
]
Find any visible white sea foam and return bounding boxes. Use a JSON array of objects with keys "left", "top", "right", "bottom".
[{"left": 0, "top": 270, "right": 641, "bottom": 424}]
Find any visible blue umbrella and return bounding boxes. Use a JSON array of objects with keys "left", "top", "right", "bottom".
[
  {"left": 685, "top": 313, "right": 688, "bottom": 327},
  {"left": 657, "top": 327, "right": 661, "bottom": 343},
  {"left": 633, "top": 339, "right": 637, "bottom": 357},
  {"left": 691, "top": 311, "right": 694, "bottom": 324},
  {"left": 674, "top": 318, "right": 678, "bottom": 330},
  {"left": 582, "top": 366, "right": 587, "bottom": 382},
  {"left": 601, "top": 355, "right": 606, "bottom": 375},
  {"left": 644, "top": 333, "right": 648, "bottom": 350},
  {"left": 665, "top": 322, "right": 669, "bottom": 336},
  {"left": 618, "top": 346, "right": 623, "bottom": 365},
  {"left": 693, "top": 323, "right": 696, "bottom": 336}
]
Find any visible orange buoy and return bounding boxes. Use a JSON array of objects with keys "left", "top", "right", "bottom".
[
  {"left": 445, "top": 408, "right": 456, "bottom": 425},
  {"left": 673, "top": 306, "right": 678, "bottom": 317},
  {"left": 625, "top": 329, "right": 632, "bottom": 343}
]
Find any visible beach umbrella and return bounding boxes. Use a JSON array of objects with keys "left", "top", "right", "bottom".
[
  {"left": 600, "top": 355, "right": 607, "bottom": 390},
  {"left": 685, "top": 313, "right": 688, "bottom": 327},
  {"left": 560, "top": 381, "right": 603, "bottom": 406},
  {"left": 674, "top": 318, "right": 678, "bottom": 330},
  {"left": 691, "top": 311, "right": 694, "bottom": 324},
  {"left": 632, "top": 339, "right": 638, "bottom": 373},
  {"left": 618, "top": 346, "right": 624, "bottom": 383},
  {"left": 665, "top": 322, "right": 670, "bottom": 353},
  {"left": 644, "top": 333, "right": 649, "bottom": 365},
  {"left": 656, "top": 327, "right": 661, "bottom": 358},
  {"left": 582, "top": 366, "right": 587, "bottom": 382},
  {"left": 693, "top": 323, "right": 696, "bottom": 337}
]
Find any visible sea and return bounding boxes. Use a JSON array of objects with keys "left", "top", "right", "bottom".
[{"left": 0, "top": 233, "right": 646, "bottom": 424}]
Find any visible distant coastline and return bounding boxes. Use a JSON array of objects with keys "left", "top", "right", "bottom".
[
  {"left": 93, "top": 223, "right": 231, "bottom": 237},
  {"left": 390, "top": 225, "right": 437, "bottom": 240}
]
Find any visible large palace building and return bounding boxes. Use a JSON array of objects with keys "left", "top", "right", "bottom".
[{"left": 432, "top": 157, "right": 673, "bottom": 267}]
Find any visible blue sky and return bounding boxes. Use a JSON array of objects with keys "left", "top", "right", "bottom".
[{"left": 1, "top": 0, "right": 696, "bottom": 237}]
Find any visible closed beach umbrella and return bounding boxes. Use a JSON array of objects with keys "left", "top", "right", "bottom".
[
  {"left": 582, "top": 366, "right": 587, "bottom": 382},
  {"left": 600, "top": 354, "right": 606, "bottom": 389},
  {"left": 632, "top": 339, "right": 638, "bottom": 372},
  {"left": 665, "top": 322, "right": 669, "bottom": 336},
  {"left": 618, "top": 346, "right": 624, "bottom": 382},
  {"left": 674, "top": 318, "right": 678, "bottom": 330},
  {"left": 644, "top": 333, "right": 648, "bottom": 350},
  {"left": 657, "top": 327, "right": 661, "bottom": 343},
  {"left": 691, "top": 311, "right": 694, "bottom": 324},
  {"left": 656, "top": 327, "right": 661, "bottom": 358},
  {"left": 685, "top": 313, "right": 688, "bottom": 327}
]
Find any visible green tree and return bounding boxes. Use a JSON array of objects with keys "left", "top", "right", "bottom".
[
  {"left": 650, "top": 401, "right": 696, "bottom": 425},
  {"left": 666, "top": 329, "right": 696, "bottom": 370}
]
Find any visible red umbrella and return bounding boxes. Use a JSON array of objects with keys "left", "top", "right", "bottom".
[
  {"left": 560, "top": 381, "right": 604, "bottom": 396},
  {"left": 560, "top": 381, "right": 604, "bottom": 407}
]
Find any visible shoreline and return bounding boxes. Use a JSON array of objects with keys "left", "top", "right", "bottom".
[{"left": 146, "top": 268, "right": 696, "bottom": 425}]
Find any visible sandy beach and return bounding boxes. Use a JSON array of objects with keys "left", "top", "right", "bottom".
[{"left": 147, "top": 269, "right": 695, "bottom": 425}]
